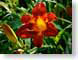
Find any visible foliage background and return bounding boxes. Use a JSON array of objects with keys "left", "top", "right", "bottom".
[{"left": 0, "top": 0, "right": 72, "bottom": 54}]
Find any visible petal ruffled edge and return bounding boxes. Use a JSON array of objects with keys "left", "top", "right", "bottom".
[
  {"left": 16, "top": 23, "right": 34, "bottom": 38},
  {"left": 44, "top": 23, "right": 58, "bottom": 36},
  {"left": 42, "top": 12, "right": 57, "bottom": 22},
  {"left": 21, "top": 14, "right": 31, "bottom": 24},
  {"left": 47, "top": 12, "right": 57, "bottom": 22},
  {"left": 32, "top": 2, "right": 47, "bottom": 16}
]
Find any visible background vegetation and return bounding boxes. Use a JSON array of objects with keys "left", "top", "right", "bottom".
[{"left": 0, "top": 0, "right": 72, "bottom": 54}]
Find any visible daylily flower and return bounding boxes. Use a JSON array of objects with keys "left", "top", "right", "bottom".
[{"left": 16, "top": 2, "right": 58, "bottom": 47}]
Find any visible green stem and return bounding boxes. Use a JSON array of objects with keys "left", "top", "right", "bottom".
[
  {"left": 64, "top": 24, "right": 72, "bottom": 30},
  {"left": 48, "top": 2, "right": 51, "bottom": 12},
  {"left": 58, "top": 17, "right": 72, "bottom": 23},
  {"left": 31, "top": 38, "right": 33, "bottom": 49},
  {"left": 17, "top": 41, "right": 23, "bottom": 48}
]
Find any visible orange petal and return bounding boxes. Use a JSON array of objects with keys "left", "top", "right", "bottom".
[
  {"left": 41, "top": 13, "right": 48, "bottom": 22},
  {"left": 33, "top": 16, "right": 47, "bottom": 32},
  {"left": 16, "top": 23, "right": 34, "bottom": 38},
  {"left": 32, "top": 2, "right": 47, "bottom": 16},
  {"left": 21, "top": 15, "right": 31, "bottom": 24},
  {"left": 33, "top": 32, "right": 43, "bottom": 47},
  {"left": 42, "top": 12, "right": 57, "bottom": 22},
  {"left": 44, "top": 23, "right": 58, "bottom": 36}
]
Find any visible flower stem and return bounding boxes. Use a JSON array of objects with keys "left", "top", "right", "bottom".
[
  {"left": 58, "top": 17, "right": 72, "bottom": 23},
  {"left": 31, "top": 38, "right": 33, "bottom": 49},
  {"left": 17, "top": 41, "right": 23, "bottom": 48}
]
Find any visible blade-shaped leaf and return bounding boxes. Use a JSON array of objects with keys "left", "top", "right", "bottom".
[
  {"left": 1, "top": 24, "right": 18, "bottom": 43},
  {"left": 0, "top": 1, "right": 11, "bottom": 13},
  {"left": 52, "top": 30, "right": 64, "bottom": 44}
]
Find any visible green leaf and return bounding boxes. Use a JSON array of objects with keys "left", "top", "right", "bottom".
[
  {"left": 0, "top": 1, "right": 11, "bottom": 13},
  {"left": 53, "top": 30, "right": 64, "bottom": 44},
  {"left": 54, "top": 22, "right": 63, "bottom": 30},
  {"left": 35, "top": 0, "right": 41, "bottom": 2},
  {"left": 57, "top": 3, "right": 66, "bottom": 11},
  {"left": 1, "top": 24, "right": 22, "bottom": 48},
  {"left": 27, "top": 47, "right": 37, "bottom": 54}
]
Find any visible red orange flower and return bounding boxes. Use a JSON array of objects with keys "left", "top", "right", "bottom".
[{"left": 16, "top": 2, "right": 58, "bottom": 47}]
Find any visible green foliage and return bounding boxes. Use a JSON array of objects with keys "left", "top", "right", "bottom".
[{"left": 0, "top": 0, "right": 72, "bottom": 54}]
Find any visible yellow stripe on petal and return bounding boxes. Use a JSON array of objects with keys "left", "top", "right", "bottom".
[
  {"left": 2, "top": 24, "right": 18, "bottom": 43},
  {"left": 36, "top": 16, "right": 47, "bottom": 31}
]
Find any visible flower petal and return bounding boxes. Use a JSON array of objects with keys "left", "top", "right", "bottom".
[
  {"left": 32, "top": 2, "right": 46, "bottom": 16},
  {"left": 41, "top": 13, "right": 48, "bottom": 22},
  {"left": 16, "top": 23, "right": 35, "bottom": 38},
  {"left": 42, "top": 12, "right": 57, "bottom": 22},
  {"left": 33, "top": 16, "right": 47, "bottom": 32},
  {"left": 21, "top": 14, "right": 31, "bottom": 24},
  {"left": 47, "top": 12, "right": 57, "bottom": 22},
  {"left": 44, "top": 23, "right": 58, "bottom": 36},
  {"left": 33, "top": 32, "right": 43, "bottom": 47}
]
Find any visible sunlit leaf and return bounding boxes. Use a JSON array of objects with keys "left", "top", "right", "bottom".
[
  {"left": 52, "top": 30, "right": 64, "bottom": 44},
  {"left": 27, "top": 47, "right": 37, "bottom": 54},
  {"left": 0, "top": 1, "right": 11, "bottom": 13},
  {"left": 1, "top": 24, "right": 18, "bottom": 43}
]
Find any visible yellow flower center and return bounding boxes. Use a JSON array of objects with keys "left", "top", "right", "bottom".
[{"left": 36, "top": 16, "right": 47, "bottom": 31}]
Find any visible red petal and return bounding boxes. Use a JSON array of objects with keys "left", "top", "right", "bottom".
[
  {"left": 47, "top": 12, "right": 57, "bottom": 22},
  {"left": 21, "top": 15, "right": 31, "bottom": 24},
  {"left": 42, "top": 13, "right": 48, "bottom": 22},
  {"left": 32, "top": 2, "right": 46, "bottom": 16},
  {"left": 42, "top": 13, "right": 57, "bottom": 22},
  {"left": 44, "top": 23, "right": 58, "bottom": 36},
  {"left": 16, "top": 23, "right": 35, "bottom": 38},
  {"left": 33, "top": 33, "right": 43, "bottom": 47}
]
